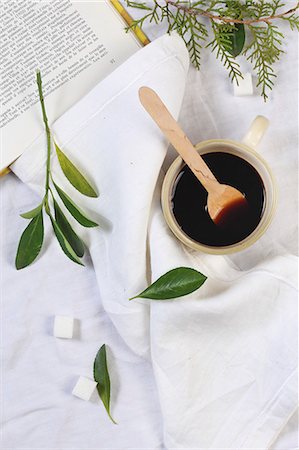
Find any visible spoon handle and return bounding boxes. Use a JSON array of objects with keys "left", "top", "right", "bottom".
[{"left": 139, "top": 86, "right": 218, "bottom": 192}]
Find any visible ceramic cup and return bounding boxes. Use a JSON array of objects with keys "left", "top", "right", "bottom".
[{"left": 161, "top": 116, "right": 278, "bottom": 254}]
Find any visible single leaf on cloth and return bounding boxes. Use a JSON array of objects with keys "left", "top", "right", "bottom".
[
  {"left": 93, "top": 344, "right": 117, "bottom": 424},
  {"left": 129, "top": 267, "right": 207, "bottom": 300},
  {"left": 226, "top": 24, "right": 245, "bottom": 57},
  {"left": 55, "top": 143, "right": 98, "bottom": 198},
  {"left": 15, "top": 211, "right": 44, "bottom": 269},
  {"left": 20, "top": 203, "right": 43, "bottom": 219},
  {"left": 53, "top": 181, "right": 98, "bottom": 228},
  {"left": 54, "top": 200, "right": 85, "bottom": 257},
  {"left": 50, "top": 216, "right": 84, "bottom": 265}
]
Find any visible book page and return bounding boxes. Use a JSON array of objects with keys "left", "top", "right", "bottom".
[{"left": 0, "top": 0, "right": 140, "bottom": 170}]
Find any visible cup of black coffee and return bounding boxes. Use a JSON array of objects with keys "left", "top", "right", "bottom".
[{"left": 161, "top": 116, "right": 277, "bottom": 254}]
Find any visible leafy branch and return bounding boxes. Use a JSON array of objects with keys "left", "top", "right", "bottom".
[
  {"left": 125, "top": 0, "right": 299, "bottom": 100},
  {"left": 245, "top": 23, "right": 284, "bottom": 100},
  {"left": 164, "top": 0, "right": 299, "bottom": 25},
  {"left": 16, "top": 71, "right": 99, "bottom": 269}
]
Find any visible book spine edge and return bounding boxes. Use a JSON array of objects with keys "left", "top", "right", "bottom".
[{"left": 109, "top": 0, "right": 151, "bottom": 47}]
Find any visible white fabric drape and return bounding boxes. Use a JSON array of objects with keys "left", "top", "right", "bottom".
[{"left": 2, "top": 32, "right": 298, "bottom": 449}]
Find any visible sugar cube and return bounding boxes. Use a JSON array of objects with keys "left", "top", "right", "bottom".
[
  {"left": 233, "top": 73, "right": 253, "bottom": 96},
  {"left": 72, "top": 376, "right": 97, "bottom": 401},
  {"left": 53, "top": 315, "right": 74, "bottom": 339}
]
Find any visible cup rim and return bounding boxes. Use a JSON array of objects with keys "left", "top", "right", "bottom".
[{"left": 161, "top": 139, "right": 278, "bottom": 254}]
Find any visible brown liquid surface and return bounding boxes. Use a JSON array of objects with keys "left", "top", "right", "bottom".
[{"left": 171, "top": 152, "right": 265, "bottom": 247}]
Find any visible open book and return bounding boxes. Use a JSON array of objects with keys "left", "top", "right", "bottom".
[{"left": 0, "top": 0, "right": 144, "bottom": 171}]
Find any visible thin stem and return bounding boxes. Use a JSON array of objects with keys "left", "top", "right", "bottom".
[
  {"left": 49, "top": 186, "right": 55, "bottom": 200},
  {"left": 165, "top": 0, "right": 299, "bottom": 25},
  {"left": 45, "top": 187, "right": 55, "bottom": 216},
  {"left": 48, "top": 186, "right": 56, "bottom": 204},
  {"left": 36, "top": 70, "right": 51, "bottom": 195}
]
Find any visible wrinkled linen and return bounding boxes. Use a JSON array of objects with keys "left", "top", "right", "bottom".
[{"left": 2, "top": 32, "right": 298, "bottom": 449}]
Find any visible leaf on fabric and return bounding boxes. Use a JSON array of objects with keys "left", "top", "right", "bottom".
[
  {"left": 20, "top": 203, "right": 43, "bottom": 219},
  {"left": 55, "top": 143, "right": 98, "bottom": 198},
  {"left": 129, "top": 267, "right": 207, "bottom": 300},
  {"left": 93, "top": 344, "right": 117, "bottom": 424},
  {"left": 50, "top": 216, "right": 84, "bottom": 265},
  {"left": 54, "top": 200, "right": 85, "bottom": 257},
  {"left": 53, "top": 181, "right": 98, "bottom": 228},
  {"left": 15, "top": 211, "right": 44, "bottom": 269}
]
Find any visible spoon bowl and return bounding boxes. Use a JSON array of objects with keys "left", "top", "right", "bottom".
[{"left": 207, "top": 184, "right": 249, "bottom": 228}]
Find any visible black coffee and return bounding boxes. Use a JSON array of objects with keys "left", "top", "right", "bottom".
[{"left": 171, "top": 152, "right": 265, "bottom": 247}]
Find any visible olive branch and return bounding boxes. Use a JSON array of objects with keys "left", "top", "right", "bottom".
[
  {"left": 16, "top": 71, "right": 99, "bottom": 270},
  {"left": 124, "top": 0, "right": 299, "bottom": 100}
]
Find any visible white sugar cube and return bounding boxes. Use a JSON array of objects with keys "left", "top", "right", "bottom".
[
  {"left": 233, "top": 73, "right": 253, "bottom": 96},
  {"left": 53, "top": 315, "right": 74, "bottom": 339},
  {"left": 72, "top": 376, "right": 97, "bottom": 401}
]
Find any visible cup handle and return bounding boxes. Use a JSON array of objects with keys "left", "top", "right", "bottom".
[{"left": 242, "top": 115, "right": 269, "bottom": 149}]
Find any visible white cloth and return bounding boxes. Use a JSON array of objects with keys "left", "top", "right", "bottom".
[{"left": 2, "top": 32, "right": 298, "bottom": 449}]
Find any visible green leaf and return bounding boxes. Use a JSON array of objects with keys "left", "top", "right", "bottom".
[
  {"left": 208, "top": 22, "right": 243, "bottom": 84},
  {"left": 50, "top": 217, "right": 84, "bottom": 266},
  {"left": 54, "top": 200, "right": 85, "bottom": 257},
  {"left": 55, "top": 143, "right": 98, "bottom": 198},
  {"left": 53, "top": 181, "right": 98, "bottom": 228},
  {"left": 20, "top": 203, "right": 43, "bottom": 219},
  {"left": 15, "top": 211, "right": 44, "bottom": 269},
  {"left": 225, "top": 24, "right": 245, "bottom": 57},
  {"left": 129, "top": 267, "right": 207, "bottom": 300},
  {"left": 93, "top": 344, "right": 117, "bottom": 424}
]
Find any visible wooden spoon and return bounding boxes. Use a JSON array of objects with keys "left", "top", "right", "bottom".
[{"left": 139, "top": 86, "right": 248, "bottom": 228}]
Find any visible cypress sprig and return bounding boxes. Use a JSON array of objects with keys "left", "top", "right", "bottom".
[{"left": 125, "top": 0, "right": 299, "bottom": 100}]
